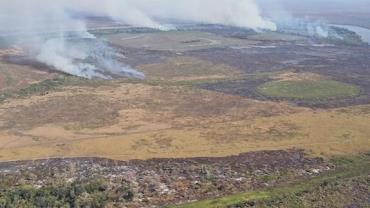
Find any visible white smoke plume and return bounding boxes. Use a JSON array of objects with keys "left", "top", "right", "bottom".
[
  {"left": 258, "top": 0, "right": 370, "bottom": 39},
  {"left": 0, "top": 0, "right": 275, "bottom": 79},
  {"left": 65, "top": 0, "right": 276, "bottom": 31}
]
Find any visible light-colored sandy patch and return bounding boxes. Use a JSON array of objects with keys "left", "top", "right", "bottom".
[
  {"left": 273, "top": 71, "right": 326, "bottom": 82},
  {"left": 105, "top": 31, "right": 259, "bottom": 52},
  {"left": 137, "top": 57, "right": 243, "bottom": 81}
]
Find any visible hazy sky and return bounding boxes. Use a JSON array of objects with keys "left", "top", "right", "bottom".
[
  {"left": 0, "top": 0, "right": 277, "bottom": 32},
  {"left": 259, "top": 0, "right": 370, "bottom": 13}
]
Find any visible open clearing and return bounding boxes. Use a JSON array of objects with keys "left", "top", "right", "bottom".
[
  {"left": 105, "top": 31, "right": 259, "bottom": 52},
  {"left": 0, "top": 77, "right": 369, "bottom": 161},
  {"left": 137, "top": 56, "right": 243, "bottom": 81},
  {"left": 257, "top": 79, "right": 360, "bottom": 100}
]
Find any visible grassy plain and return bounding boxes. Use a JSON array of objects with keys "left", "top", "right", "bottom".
[
  {"left": 0, "top": 58, "right": 369, "bottom": 162},
  {"left": 0, "top": 62, "right": 57, "bottom": 97},
  {"left": 0, "top": 82, "right": 369, "bottom": 161},
  {"left": 257, "top": 80, "right": 360, "bottom": 100}
]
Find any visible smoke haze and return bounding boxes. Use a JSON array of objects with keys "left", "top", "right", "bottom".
[
  {"left": 259, "top": 0, "right": 370, "bottom": 13},
  {"left": 0, "top": 0, "right": 275, "bottom": 79}
]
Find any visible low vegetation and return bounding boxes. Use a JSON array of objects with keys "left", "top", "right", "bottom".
[
  {"left": 0, "top": 179, "right": 134, "bottom": 208},
  {"left": 0, "top": 75, "right": 109, "bottom": 102},
  {"left": 0, "top": 79, "right": 369, "bottom": 161},
  {"left": 173, "top": 154, "right": 370, "bottom": 208},
  {"left": 0, "top": 150, "right": 326, "bottom": 208},
  {"left": 257, "top": 80, "right": 360, "bottom": 101}
]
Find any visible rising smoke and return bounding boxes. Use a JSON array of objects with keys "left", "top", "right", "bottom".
[
  {"left": 0, "top": 0, "right": 275, "bottom": 79},
  {"left": 259, "top": 0, "right": 370, "bottom": 38}
]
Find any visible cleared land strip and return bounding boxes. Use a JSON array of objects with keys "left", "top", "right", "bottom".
[{"left": 172, "top": 156, "right": 370, "bottom": 208}]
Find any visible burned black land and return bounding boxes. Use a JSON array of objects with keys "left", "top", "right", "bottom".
[
  {"left": 1, "top": 22, "right": 370, "bottom": 208},
  {"left": 104, "top": 25, "right": 370, "bottom": 108},
  {"left": 190, "top": 43, "right": 370, "bottom": 108}
]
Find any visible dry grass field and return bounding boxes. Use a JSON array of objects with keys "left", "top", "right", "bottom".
[
  {"left": 0, "top": 59, "right": 369, "bottom": 162},
  {"left": 0, "top": 61, "right": 57, "bottom": 94},
  {"left": 137, "top": 57, "right": 243, "bottom": 81},
  {"left": 0, "top": 26, "right": 370, "bottom": 208}
]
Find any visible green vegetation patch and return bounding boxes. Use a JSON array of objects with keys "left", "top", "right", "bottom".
[
  {"left": 0, "top": 179, "right": 135, "bottom": 208},
  {"left": 0, "top": 75, "right": 110, "bottom": 102},
  {"left": 257, "top": 80, "right": 360, "bottom": 100}
]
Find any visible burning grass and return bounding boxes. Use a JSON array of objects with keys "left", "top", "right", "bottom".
[{"left": 0, "top": 23, "right": 368, "bottom": 207}]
